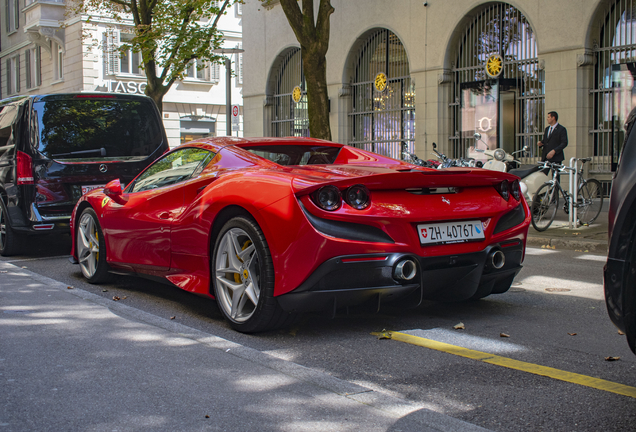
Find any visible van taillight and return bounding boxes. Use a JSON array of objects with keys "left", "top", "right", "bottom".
[{"left": 17, "top": 151, "right": 34, "bottom": 185}]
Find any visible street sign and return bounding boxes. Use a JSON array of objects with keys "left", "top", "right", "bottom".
[{"left": 231, "top": 104, "right": 240, "bottom": 131}]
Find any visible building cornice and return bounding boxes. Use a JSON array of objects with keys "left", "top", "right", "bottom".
[{"left": 0, "top": 41, "right": 32, "bottom": 59}]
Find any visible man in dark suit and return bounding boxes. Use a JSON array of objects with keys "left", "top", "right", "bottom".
[
  {"left": 538, "top": 111, "right": 568, "bottom": 162},
  {"left": 538, "top": 111, "right": 568, "bottom": 183}
]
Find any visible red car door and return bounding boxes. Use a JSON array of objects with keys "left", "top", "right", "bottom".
[
  {"left": 100, "top": 147, "right": 213, "bottom": 272},
  {"left": 101, "top": 184, "right": 184, "bottom": 271}
]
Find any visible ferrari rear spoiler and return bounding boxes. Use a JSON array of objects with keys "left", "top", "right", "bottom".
[{"left": 291, "top": 169, "right": 520, "bottom": 196}]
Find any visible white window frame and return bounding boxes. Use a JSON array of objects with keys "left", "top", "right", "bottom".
[
  {"left": 235, "top": 2, "right": 242, "bottom": 16},
  {"left": 119, "top": 32, "right": 142, "bottom": 75},
  {"left": 53, "top": 42, "right": 64, "bottom": 81},
  {"left": 6, "top": 55, "right": 20, "bottom": 95},
  {"left": 186, "top": 59, "right": 209, "bottom": 81},
  {"left": 104, "top": 29, "right": 143, "bottom": 76},
  {"left": 26, "top": 47, "right": 42, "bottom": 89}
]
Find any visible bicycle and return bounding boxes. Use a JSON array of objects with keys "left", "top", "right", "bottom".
[{"left": 530, "top": 158, "right": 603, "bottom": 232}]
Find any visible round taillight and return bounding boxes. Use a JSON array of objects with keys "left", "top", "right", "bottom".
[
  {"left": 345, "top": 184, "right": 370, "bottom": 210},
  {"left": 314, "top": 185, "right": 342, "bottom": 211},
  {"left": 499, "top": 180, "right": 510, "bottom": 201},
  {"left": 511, "top": 180, "right": 521, "bottom": 201}
]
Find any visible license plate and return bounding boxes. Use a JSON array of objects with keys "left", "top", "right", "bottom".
[
  {"left": 417, "top": 220, "right": 485, "bottom": 245},
  {"left": 81, "top": 184, "right": 105, "bottom": 195}
]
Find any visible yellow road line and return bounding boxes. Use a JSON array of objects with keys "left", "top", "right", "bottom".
[{"left": 376, "top": 331, "right": 636, "bottom": 399}]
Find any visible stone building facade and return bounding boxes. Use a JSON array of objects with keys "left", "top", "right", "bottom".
[
  {"left": 243, "top": 0, "right": 636, "bottom": 188},
  {"left": 0, "top": 0, "right": 244, "bottom": 147}
]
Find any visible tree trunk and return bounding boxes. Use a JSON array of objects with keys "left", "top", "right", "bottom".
[{"left": 302, "top": 48, "right": 331, "bottom": 141}]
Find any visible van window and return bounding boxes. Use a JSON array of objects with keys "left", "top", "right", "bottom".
[
  {"left": 33, "top": 98, "right": 164, "bottom": 161},
  {"left": 0, "top": 103, "right": 19, "bottom": 160}
]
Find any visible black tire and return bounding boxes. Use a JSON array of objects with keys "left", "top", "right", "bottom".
[
  {"left": 76, "top": 207, "right": 112, "bottom": 284},
  {"left": 531, "top": 183, "right": 558, "bottom": 232},
  {"left": 0, "top": 198, "right": 22, "bottom": 256},
  {"left": 577, "top": 179, "right": 603, "bottom": 225},
  {"left": 212, "top": 216, "right": 295, "bottom": 333}
]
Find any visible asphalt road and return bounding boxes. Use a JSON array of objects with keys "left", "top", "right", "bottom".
[{"left": 3, "top": 234, "right": 635, "bottom": 431}]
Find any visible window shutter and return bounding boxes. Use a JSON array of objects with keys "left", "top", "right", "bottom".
[
  {"left": 36, "top": 47, "right": 42, "bottom": 86},
  {"left": 6, "top": 59, "right": 11, "bottom": 94},
  {"left": 5, "top": 0, "right": 9, "bottom": 32},
  {"left": 211, "top": 62, "right": 220, "bottom": 83},
  {"left": 16, "top": 54, "right": 20, "bottom": 93},
  {"left": 105, "top": 29, "right": 120, "bottom": 75},
  {"left": 14, "top": 0, "right": 19, "bottom": 29},
  {"left": 25, "top": 50, "right": 31, "bottom": 89},
  {"left": 236, "top": 44, "right": 243, "bottom": 85}
]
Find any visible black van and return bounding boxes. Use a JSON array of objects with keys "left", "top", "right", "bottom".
[{"left": 0, "top": 93, "right": 169, "bottom": 256}]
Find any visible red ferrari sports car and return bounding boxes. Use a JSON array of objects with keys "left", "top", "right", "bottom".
[{"left": 70, "top": 137, "right": 530, "bottom": 332}]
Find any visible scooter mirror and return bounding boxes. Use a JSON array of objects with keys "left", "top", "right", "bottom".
[
  {"left": 432, "top": 142, "right": 437, "bottom": 149},
  {"left": 523, "top": 145, "right": 529, "bottom": 152},
  {"left": 474, "top": 133, "right": 482, "bottom": 140}
]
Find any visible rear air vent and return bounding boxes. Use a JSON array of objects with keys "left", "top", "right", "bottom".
[{"left": 406, "top": 187, "right": 459, "bottom": 195}]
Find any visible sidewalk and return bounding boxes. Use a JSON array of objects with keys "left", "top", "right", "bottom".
[
  {"left": 0, "top": 262, "right": 490, "bottom": 432},
  {"left": 525, "top": 209, "right": 609, "bottom": 254}
]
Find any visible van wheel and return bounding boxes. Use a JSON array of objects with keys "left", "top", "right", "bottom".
[{"left": 0, "top": 199, "right": 22, "bottom": 256}]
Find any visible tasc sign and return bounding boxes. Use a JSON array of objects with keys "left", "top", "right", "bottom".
[{"left": 105, "top": 80, "right": 147, "bottom": 94}]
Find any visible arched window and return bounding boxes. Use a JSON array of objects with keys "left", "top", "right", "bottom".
[
  {"left": 593, "top": 0, "right": 636, "bottom": 173},
  {"left": 349, "top": 29, "right": 414, "bottom": 159},
  {"left": 268, "top": 48, "right": 309, "bottom": 137},
  {"left": 450, "top": 3, "right": 542, "bottom": 159}
]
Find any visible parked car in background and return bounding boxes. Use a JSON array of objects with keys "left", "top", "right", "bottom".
[
  {"left": 605, "top": 113, "right": 636, "bottom": 355},
  {"left": 70, "top": 137, "right": 530, "bottom": 333},
  {"left": 0, "top": 93, "right": 168, "bottom": 256}
]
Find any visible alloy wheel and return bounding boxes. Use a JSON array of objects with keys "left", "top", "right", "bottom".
[
  {"left": 214, "top": 227, "right": 260, "bottom": 322},
  {"left": 77, "top": 213, "right": 100, "bottom": 279}
]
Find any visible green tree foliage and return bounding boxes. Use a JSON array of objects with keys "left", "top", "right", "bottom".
[
  {"left": 266, "top": 0, "right": 334, "bottom": 140},
  {"left": 68, "top": 0, "right": 237, "bottom": 112}
]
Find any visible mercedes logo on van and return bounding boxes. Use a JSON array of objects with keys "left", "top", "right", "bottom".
[{"left": 99, "top": 164, "right": 108, "bottom": 173}]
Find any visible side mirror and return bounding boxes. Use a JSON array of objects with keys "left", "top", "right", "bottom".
[
  {"left": 104, "top": 179, "right": 128, "bottom": 205},
  {"left": 432, "top": 142, "right": 437, "bottom": 149},
  {"left": 523, "top": 145, "right": 529, "bottom": 152},
  {"left": 474, "top": 132, "right": 482, "bottom": 140}
]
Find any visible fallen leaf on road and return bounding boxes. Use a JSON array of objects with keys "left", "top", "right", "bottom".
[
  {"left": 500, "top": 333, "right": 510, "bottom": 338},
  {"left": 21, "top": 266, "right": 27, "bottom": 268},
  {"left": 618, "top": 330, "right": 625, "bottom": 335},
  {"left": 122, "top": 296, "right": 127, "bottom": 299},
  {"left": 67, "top": 286, "right": 73, "bottom": 290},
  {"left": 453, "top": 322, "right": 465, "bottom": 330},
  {"left": 605, "top": 356, "right": 621, "bottom": 361},
  {"left": 377, "top": 329, "right": 392, "bottom": 339},
  {"left": 102, "top": 289, "right": 108, "bottom": 292},
  {"left": 170, "top": 316, "right": 176, "bottom": 320},
  {"left": 112, "top": 296, "right": 120, "bottom": 301},
  {"left": 568, "top": 333, "right": 577, "bottom": 336},
  {"left": 205, "top": 415, "right": 210, "bottom": 418}
]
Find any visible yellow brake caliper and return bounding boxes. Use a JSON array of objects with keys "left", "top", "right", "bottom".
[{"left": 233, "top": 240, "right": 252, "bottom": 283}]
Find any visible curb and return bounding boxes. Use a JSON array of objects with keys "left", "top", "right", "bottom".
[{"left": 526, "top": 235, "right": 607, "bottom": 253}]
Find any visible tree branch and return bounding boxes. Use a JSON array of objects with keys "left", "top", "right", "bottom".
[{"left": 279, "top": 0, "right": 307, "bottom": 46}]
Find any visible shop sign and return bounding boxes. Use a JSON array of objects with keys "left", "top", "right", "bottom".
[{"left": 106, "top": 80, "right": 147, "bottom": 94}]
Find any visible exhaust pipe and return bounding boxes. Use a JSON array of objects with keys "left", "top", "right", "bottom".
[
  {"left": 489, "top": 250, "right": 506, "bottom": 269},
  {"left": 394, "top": 259, "right": 417, "bottom": 281}
]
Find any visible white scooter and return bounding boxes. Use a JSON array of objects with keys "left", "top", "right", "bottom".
[{"left": 470, "top": 133, "right": 548, "bottom": 202}]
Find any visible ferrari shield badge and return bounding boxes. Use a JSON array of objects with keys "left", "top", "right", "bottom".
[
  {"left": 374, "top": 72, "right": 387, "bottom": 92},
  {"left": 485, "top": 54, "right": 503, "bottom": 78},
  {"left": 102, "top": 196, "right": 110, "bottom": 208}
]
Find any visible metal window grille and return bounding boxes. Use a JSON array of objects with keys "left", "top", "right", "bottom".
[
  {"left": 348, "top": 29, "right": 415, "bottom": 159},
  {"left": 450, "top": 3, "right": 543, "bottom": 160},
  {"left": 270, "top": 48, "right": 309, "bottom": 137},
  {"left": 592, "top": 0, "right": 636, "bottom": 174}
]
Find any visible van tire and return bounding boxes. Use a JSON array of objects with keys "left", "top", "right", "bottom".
[{"left": 0, "top": 199, "right": 22, "bottom": 256}]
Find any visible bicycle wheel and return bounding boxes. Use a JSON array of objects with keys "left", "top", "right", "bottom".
[
  {"left": 577, "top": 179, "right": 603, "bottom": 225},
  {"left": 531, "top": 183, "right": 558, "bottom": 232}
]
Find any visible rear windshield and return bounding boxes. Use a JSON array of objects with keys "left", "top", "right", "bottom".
[
  {"left": 244, "top": 145, "right": 341, "bottom": 165},
  {"left": 33, "top": 98, "right": 164, "bottom": 161}
]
